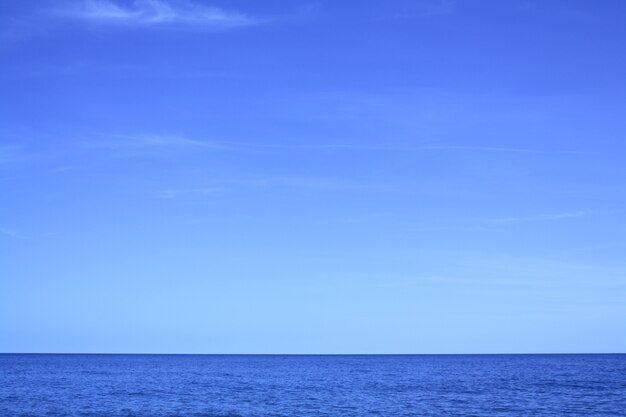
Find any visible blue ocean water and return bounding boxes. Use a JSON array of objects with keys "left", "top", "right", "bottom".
[{"left": 1, "top": 354, "right": 625, "bottom": 416}]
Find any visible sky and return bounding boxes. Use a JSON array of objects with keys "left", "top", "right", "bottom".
[{"left": 0, "top": 0, "right": 625, "bottom": 354}]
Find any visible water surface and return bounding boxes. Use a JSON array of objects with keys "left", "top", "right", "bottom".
[{"left": 1, "top": 354, "right": 625, "bottom": 416}]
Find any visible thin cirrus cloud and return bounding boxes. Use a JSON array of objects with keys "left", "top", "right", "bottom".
[
  {"left": 480, "top": 211, "right": 591, "bottom": 224},
  {"left": 75, "top": 133, "right": 544, "bottom": 154},
  {"left": 58, "top": 0, "right": 260, "bottom": 28},
  {"left": 0, "top": 145, "right": 22, "bottom": 166},
  {"left": 82, "top": 134, "right": 237, "bottom": 151},
  {"left": 0, "top": 227, "right": 28, "bottom": 240},
  {"left": 78, "top": 133, "right": 597, "bottom": 159},
  {"left": 405, "top": 211, "right": 600, "bottom": 233},
  {"left": 389, "top": 0, "right": 455, "bottom": 19},
  {"left": 154, "top": 176, "right": 399, "bottom": 199}
]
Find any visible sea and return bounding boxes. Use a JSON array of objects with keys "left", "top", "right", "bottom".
[{"left": 1, "top": 354, "right": 625, "bottom": 416}]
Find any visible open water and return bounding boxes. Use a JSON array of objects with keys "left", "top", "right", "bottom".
[{"left": 1, "top": 354, "right": 625, "bottom": 416}]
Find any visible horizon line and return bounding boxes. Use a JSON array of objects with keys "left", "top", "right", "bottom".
[{"left": 1, "top": 352, "right": 624, "bottom": 356}]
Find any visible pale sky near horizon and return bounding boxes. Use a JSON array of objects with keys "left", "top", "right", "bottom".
[{"left": 1, "top": 0, "right": 625, "bottom": 353}]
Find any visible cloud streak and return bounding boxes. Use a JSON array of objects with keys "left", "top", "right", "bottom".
[
  {"left": 224, "top": 142, "right": 591, "bottom": 155},
  {"left": 0, "top": 227, "right": 28, "bottom": 240},
  {"left": 0, "top": 145, "right": 22, "bottom": 167},
  {"left": 155, "top": 176, "right": 400, "bottom": 199},
  {"left": 390, "top": 0, "right": 455, "bottom": 19},
  {"left": 59, "top": 0, "right": 259, "bottom": 28},
  {"left": 83, "top": 134, "right": 236, "bottom": 151},
  {"left": 480, "top": 211, "right": 591, "bottom": 224},
  {"left": 80, "top": 133, "right": 596, "bottom": 158},
  {"left": 156, "top": 187, "right": 224, "bottom": 199},
  {"left": 407, "top": 210, "right": 612, "bottom": 232}
]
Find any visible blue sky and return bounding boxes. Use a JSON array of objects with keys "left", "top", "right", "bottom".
[{"left": 1, "top": 0, "right": 625, "bottom": 354}]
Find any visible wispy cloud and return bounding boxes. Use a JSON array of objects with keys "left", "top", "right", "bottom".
[
  {"left": 389, "top": 0, "right": 455, "bottom": 19},
  {"left": 58, "top": 0, "right": 260, "bottom": 28},
  {"left": 156, "top": 187, "right": 224, "bottom": 199},
  {"left": 417, "top": 145, "right": 540, "bottom": 154},
  {"left": 155, "top": 176, "right": 398, "bottom": 199},
  {"left": 480, "top": 210, "right": 593, "bottom": 225},
  {"left": 83, "top": 134, "right": 236, "bottom": 151},
  {"left": 422, "top": 146, "right": 597, "bottom": 156},
  {"left": 72, "top": 128, "right": 597, "bottom": 156},
  {"left": 82, "top": 133, "right": 552, "bottom": 155},
  {"left": 0, "top": 145, "right": 21, "bottom": 166},
  {"left": 405, "top": 210, "right": 613, "bottom": 232},
  {"left": 0, "top": 227, "right": 28, "bottom": 240},
  {"left": 224, "top": 142, "right": 583, "bottom": 155},
  {"left": 6, "top": 61, "right": 238, "bottom": 80}
]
